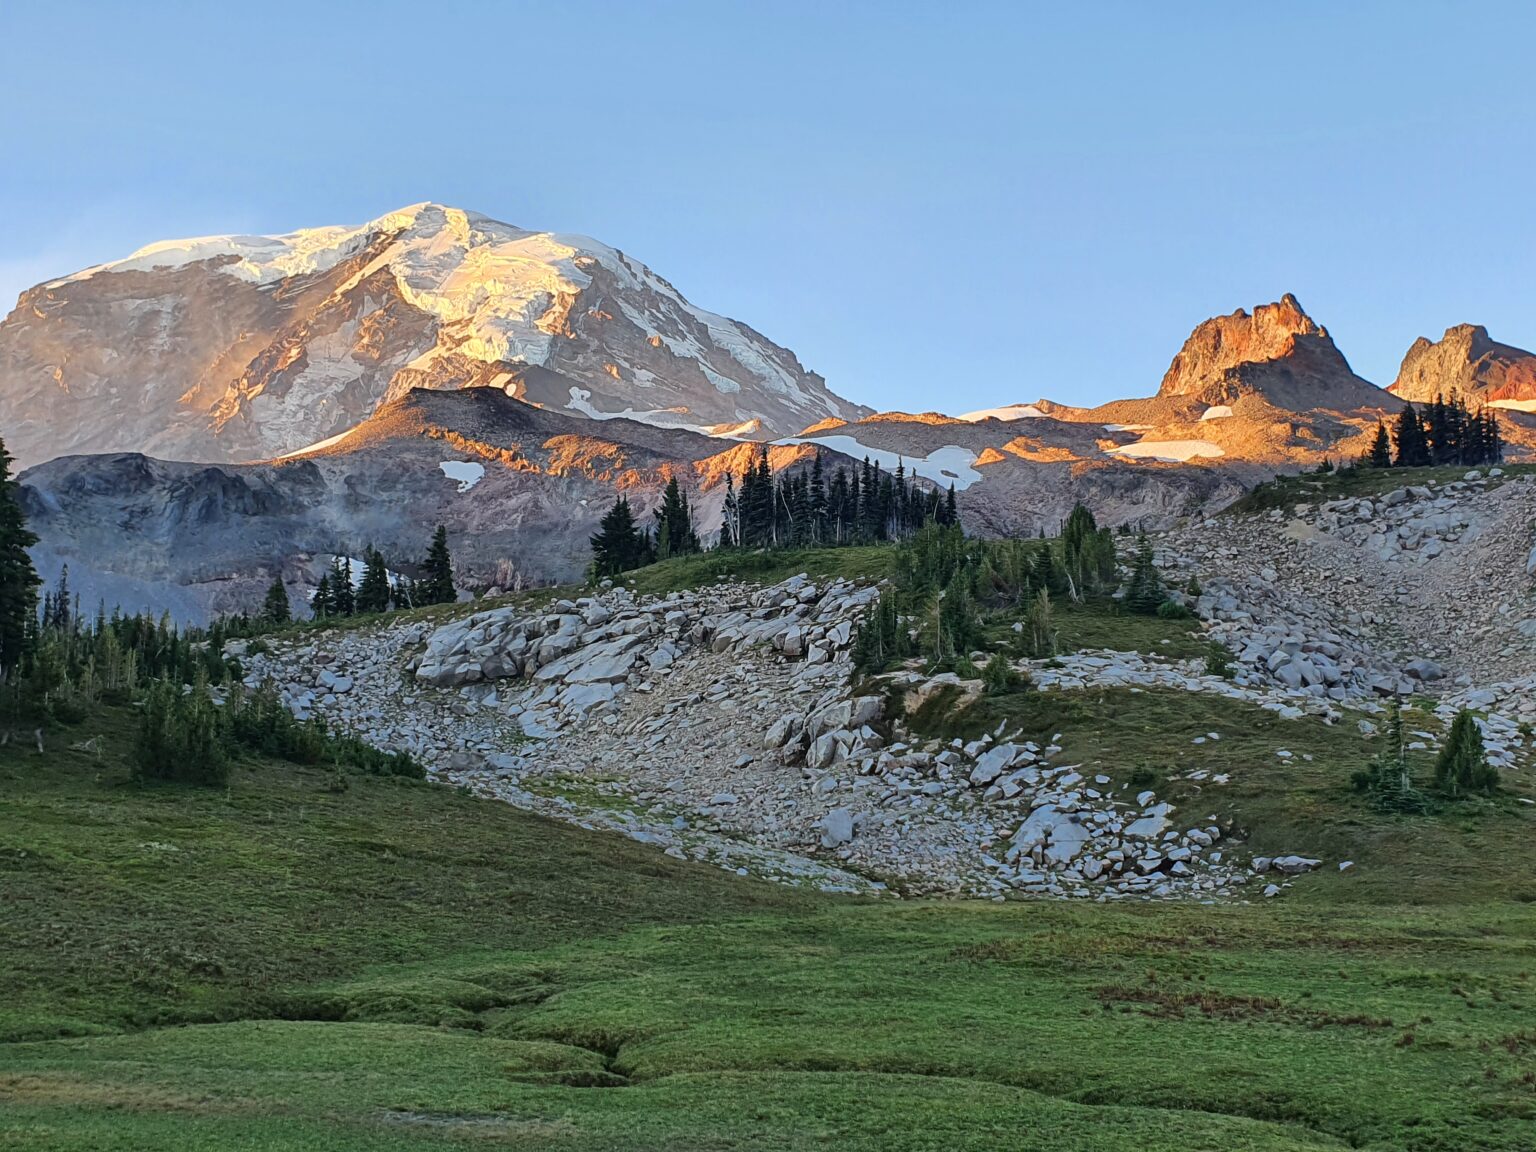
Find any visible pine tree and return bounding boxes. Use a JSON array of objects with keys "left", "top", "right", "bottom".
[
  {"left": 420, "top": 525, "right": 456, "bottom": 605},
  {"left": 653, "top": 476, "right": 698, "bottom": 561},
  {"left": 1393, "top": 405, "right": 1431, "bottom": 467},
  {"left": 808, "top": 452, "right": 827, "bottom": 544},
  {"left": 1125, "top": 535, "right": 1164, "bottom": 614},
  {"left": 261, "top": 577, "right": 291, "bottom": 625},
  {"left": 1025, "top": 587, "right": 1055, "bottom": 657},
  {"left": 1366, "top": 421, "right": 1393, "bottom": 468},
  {"left": 1435, "top": 709, "right": 1499, "bottom": 797},
  {"left": 720, "top": 473, "right": 740, "bottom": 548},
  {"left": 329, "top": 556, "right": 355, "bottom": 616},
  {"left": 0, "top": 435, "right": 41, "bottom": 682},
  {"left": 590, "top": 496, "right": 647, "bottom": 578},
  {"left": 312, "top": 573, "right": 333, "bottom": 618},
  {"left": 356, "top": 547, "right": 391, "bottom": 614}
]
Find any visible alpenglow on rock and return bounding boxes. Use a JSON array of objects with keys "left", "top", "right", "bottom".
[{"left": 0, "top": 202, "right": 867, "bottom": 468}]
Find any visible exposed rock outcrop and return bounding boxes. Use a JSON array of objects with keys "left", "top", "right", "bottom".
[
  {"left": 1155, "top": 294, "right": 1391, "bottom": 411},
  {"left": 1390, "top": 324, "right": 1536, "bottom": 406}
]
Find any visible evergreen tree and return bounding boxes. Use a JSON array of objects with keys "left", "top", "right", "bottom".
[
  {"left": 420, "top": 525, "right": 457, "bottom": 605},
  {"left": 0, "top": 435, "right": 41, "bottom": 682},
  {"left": 653, "top": 476, "right": 698, "bottom": 560},
  {"left": 312, "top": 573, "right": 333, "bottom": 618},
  {"left": 261, "top": 577, "right": 291, "bottom": 625},
  {"left": 329, "top": 556, "right": 355, "bottom": 616},
  {"left": 1366, "top": 421, "right": 1393, "bottom": 468},
  {"left": 589, "top": 496, "right": 648, "bottom": 578},
  {"left": 1125, "top": 535, "right": 1164, "bottom": 614},
  {"left": 808, "top": 451, "right": 828, "bottom": 544},
  {"left": 1434, "top": 709, "right": 1499, "bottom": 797},
  {"left": 943, "top": 485, "right": 958, "bottom": 526},
  {"left": 1393, "top": 405, "right": 1431, "bottom": 467},
  {"left": 356, "top": 547, "right": 391, "bottom": 614},
  {"left": 1025, "top": 587, "right": 1055, "bottom": 657}
]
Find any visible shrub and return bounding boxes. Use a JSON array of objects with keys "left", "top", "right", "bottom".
[
  {"left": 982, "top": 652, "right": 1019, "bottom": 696},
  {"left": 133, "top": 674, "right": 228, "bottom": 787},
  {"left": 1155, "top": 599, "right": 1192, "bottom": 620},
  {"left": 1204, "top": 641, "right": 1234, "bottom": 680}
]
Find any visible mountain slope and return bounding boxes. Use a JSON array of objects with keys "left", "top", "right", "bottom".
[
  {"left": 17, "top": 387, "right": 859, "bottom": 622},
  {"left": 0, "top": 203, "right": 865, "bottom": 469}
]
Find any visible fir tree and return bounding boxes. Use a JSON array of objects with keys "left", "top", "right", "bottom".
[
  {"left": 312, "top": 573, "right": 333, "bottom": 618},
  {"left": 1393, "top": 405, "right": 1431, "bottom": 467},
  {"left": 1125, "top": 535, "right": 1164, "bottom": 615},
  {"left": 1366, "top": 421, "right": 1393, "bottom": 468},
  {"left": 356, "top": 547, "right": 391, "bottom": 614},
  {"left": 329, "top": 556, "right": 355, "bottom": 616},
  {"left": 653, "top": 476, "right": 699, "bottom": 561},
  {"left": 1435, "top": 709, "right": 1499, "bottom": 797},
  {"left": 589, "top": 496, "right": 647, "bottom": 578},
  {"left": 420, "top": 525, "right": 456, "bottom": 605},
  {"left": 0, "top": 435, "right": 41, "bottom": 682},
  {"left": 261, "top": 577, "right": 291, "bottom": 625}
]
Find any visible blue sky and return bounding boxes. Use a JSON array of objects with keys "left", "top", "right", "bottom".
[{"left": 3, "top": 1, "right": 1533, "bottom": 412}]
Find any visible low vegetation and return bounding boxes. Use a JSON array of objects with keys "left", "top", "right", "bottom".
[{"left": 3, "top": 698, "right": 1536, "bottom": 1151}]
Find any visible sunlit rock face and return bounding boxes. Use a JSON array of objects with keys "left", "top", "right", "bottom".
[
  {"left": 1155, "top": 294, "right": 1386, "bottom": 411},
  {"left": 1390, "top": 324, "right": 1536, "bottom": 409},
  {"left": 0, "top": 203, "right": 865, "bottom": 469}
]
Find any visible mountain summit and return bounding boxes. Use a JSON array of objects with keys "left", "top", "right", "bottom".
[
  {"left": 0, "top": 203, "right": 865, "bottom": 469},
  {"left": 1155, "top": 294, "right": 1386, "bottom": 411}
]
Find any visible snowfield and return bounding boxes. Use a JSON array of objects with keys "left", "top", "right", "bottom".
[
  {"left": 959, "top": 403, "right": 1047, "bottom": 422},
  {"left": 564, "top": 386, "right": 759, "bottom": 438},
  {"left": 1200, "top": 405, "right": 1234, "bottom": 421},
  {"left": 1487, "top": 398, "right": 1536, "bottom": 413},
  {"left": 776, "top": 435, "right": 982, "bottom": 490},
  {"left": 1106, "top": 440, "right": 1226, "bottom": 462},
  {"left": 439, "top": 460, "right": 486, "bottom": 492}
]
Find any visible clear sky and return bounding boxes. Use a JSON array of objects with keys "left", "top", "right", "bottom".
[{"left": 3, "top": 1, "right": 1534, "bottom": 413}]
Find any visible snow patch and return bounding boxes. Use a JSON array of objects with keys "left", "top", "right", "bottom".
[
  {"left": 1199, "top": 405, "right": 1233, "bottom": 421},
  {"left": 959, "top": 403, "right": 1046, "bottom": 422},
  {"left": 1106, "top": 440, "right": 1226, "bottom": 462},
  {"left": 565, "top": 386, "right": 756, "bottom": 438},
  {"left": 1102, "top": 423, "right": 1152, "bottom": 432},
  {"left": 776, "top": 435, "right": 982, "bottom": 490},
  {"left": 273, "top": 427, "right": 357, "bottom": 459},
  {"left": 439, "top": 460, "right": 486, "bottom": 492},
  {"left": 1487, "top": 398, "right": 1536, "bottom": 413}
]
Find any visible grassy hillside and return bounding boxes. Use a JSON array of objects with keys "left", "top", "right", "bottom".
[{"left": 4, "top": 700, "right": 1536, "bottom": 1150}]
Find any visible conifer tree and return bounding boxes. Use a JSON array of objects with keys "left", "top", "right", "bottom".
[
  {"left": 590, "top": 495, "right": 648, "bottom": 578},
  {"left": 653, "top": 476, "right": 698, "bottom": 560},
  {"left": 312, "top": 573, "right": 333, "bottom": 618},
  {"left": 1366, "top": 421, "right": 1393, "bottom": 468},
  {"left": 420, "top": 525, "right": 457, "bottom": 605},
  {"left": 720, "top": 473, "right": 740, "bottom": 548},
  {"left": 1125, "top": 535, "right": 1164, "bottom": 614},
  {"left": 356, "top": 547, "right": 391, "bottom": 614},
  {"left": 261, "top": 577, "right": 291, "bottom": 625},
  {"left": 1435, "top": 709, "right": 1499, "bottom": 797},
  {"left": 0, "top": 435, "right": 41, "bottom": 682},
  {"left": 329, "top": 556, "right": 356, "bottom": 616}
]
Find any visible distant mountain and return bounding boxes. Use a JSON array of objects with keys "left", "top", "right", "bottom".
[
  {"left": 0, "top": 203, "right": 866, "bottom": 470},
  {"left": 1390, "top": 324, "right": 1536, "bottom": 411}
]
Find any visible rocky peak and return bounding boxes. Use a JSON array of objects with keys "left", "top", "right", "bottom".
[
  {"left": 1156, "top": 294, "right": 1390, "bottom": 411},
  {"left": 1389, "top": 323, "right": 1536, "bottom": 404}
]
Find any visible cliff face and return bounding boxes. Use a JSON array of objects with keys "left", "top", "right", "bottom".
[
  {"left": 1390, "top": 324, "right": 1536, "bottom": 406},
  {"left": 1156, "top": 294, "right": 1389, "bottom": 411}
]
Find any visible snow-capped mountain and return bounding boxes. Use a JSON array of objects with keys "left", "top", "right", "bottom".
[
  {"left": 0, "top": 203, "right": 866, "bottom": 469},
  {"left": 1390, "top": 324, "right": 1536, "bottom": 411}
]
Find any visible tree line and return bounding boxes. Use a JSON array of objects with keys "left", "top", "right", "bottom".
[
  {"left": 591, "top": 448, "right": 960, "bottom": 579},
  {"left": 1364, "top": 394, "right": 1503, "bottom": 469}
]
